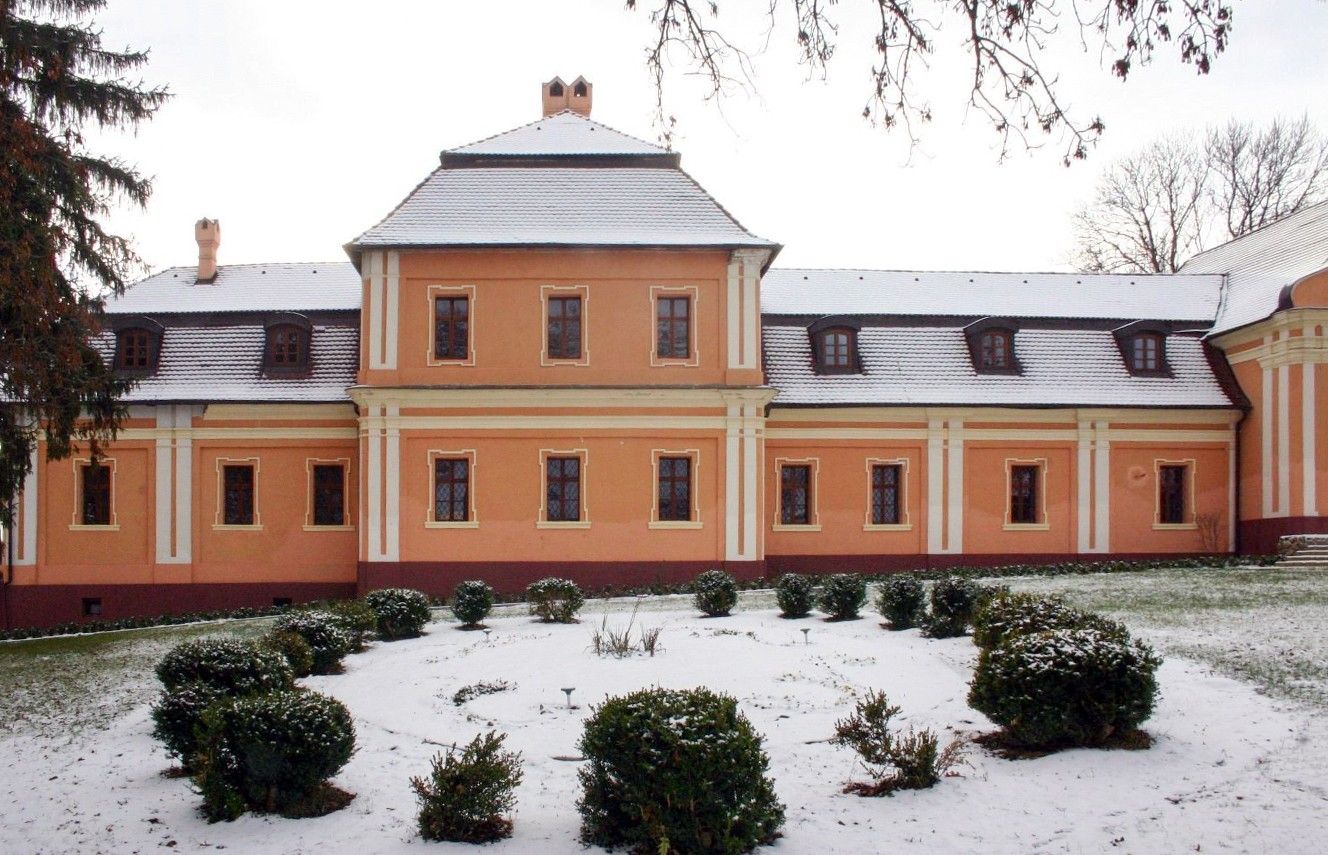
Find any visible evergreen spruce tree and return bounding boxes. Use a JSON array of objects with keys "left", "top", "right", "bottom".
[{"left": 0, "top": 0, "right": 167, "bottom": 529}]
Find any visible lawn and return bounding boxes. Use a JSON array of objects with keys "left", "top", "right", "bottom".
[{"left": 1, "top": 567, "right": 1327, "bottom": 853}]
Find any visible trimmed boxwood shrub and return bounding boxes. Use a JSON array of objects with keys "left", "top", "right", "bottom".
[
  {"left": 577, "top": 687, "right": 785, "bottom": 854},
  {"left": 876, "top": 575, "right": 926, "bottom": 630},
  {"left": 968, "top": 627, "right": 1162, "bottom": 748},
  {"left": 526, "top": 578, "right": 585, "bottom": 623},
  {"left": 775, "top": 573, "right": 815, "bottom": 618},
  {"left": 322, "top": 600, "right": 378, "bottom": 651},
  {"left": 818, "top": 573, "right": 867, "bottom": 620},
  {"left": 972, "top": 592, "right": 1129, "bottom": 650},
  {"left": 365, "top": 588, "right": 433, "bottom": 640},
  {"left": 272, "top": 612, "right": 351, "bottom": 675},
  {"left": 155, "top": 637, "right": 295, "bottom": 695},
  {"left": 921, "top": 577, "right": 984, "bottom": 638},
  {"left": 263, "top": 630, "right": 316, "bottom": 678},
  {"left": 195, "top": 690, "right": 356, "bottom": 821},
  {"left": 151, "top": 682, "right": 228, "bottom": 770},
  {"left": 451, "top": 580, "right": 496, "bottom": 628},
  {"left": 411, "top": 731, "right": 524, "bottom": 843},
  {"left": 692, "top": 569, "right": 739, "bottom": 617}
]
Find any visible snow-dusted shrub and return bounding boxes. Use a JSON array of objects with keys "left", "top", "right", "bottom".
[
  {"left": 365, "top": 588, "right": 432, "bottom": 639},
  {"left": 876, "top": 575, "right": 926, "bottom": 630},
  {"left": 195, "top": 690, "right": 356, "bottom": 821},
  {"left": 972, "top": 592, "right": 1129, "bottom": 650},
  {"left": 968, "top": 627, "right": 1161, "bottom": 748},
  {"left": 832, "top": 690, "right": 963, "bottom": 796},
  {"left": 151, "top": 682, "right": 228, "bottom": 770},
  {"left": 526, "top": 577, "right": 585, "bottom": 623},
  {"left": 921, "top": 577, "right": 984, "bottom": 638},
  {"left": 155, "top": 637, "right": 294, "bottom": 695},
  {"left": 451, "top": 580, "right": 495, "bottom": 627},
  {"left": 321, "top": 600, "right": 377, "bottom": 651},
  {"left": 775, "top": 573, "right": 815, "bottom": 618},
  {"left": 692, "top": 569, "right": 738, "bottom": 617},
  {"left": 262, "top": 629, "right": 315, "bottom": 678},
  {"left": 818, "top": 573, "right": 867, "bottom": 620},
  {"left": 272, "top": 612, "right": 351, "bottom": 675},
  {"left": 577, "top": 687, "right": 784, "bottom": 854},
  {"left": 411, "top": 731, "right": 523, "bottom": 843}
]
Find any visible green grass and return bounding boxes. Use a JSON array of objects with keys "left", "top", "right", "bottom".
[
  {"left": 1000, "top": 566, "right": 1328, "bottom": 708},
  {"left": 0, "top": 619, "right": 267, "bottom": 740}
]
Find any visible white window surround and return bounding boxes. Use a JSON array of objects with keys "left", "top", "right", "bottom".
[
  {"left": 863, "top": 457, "right": 912, "bottom": 531},
  {"left": 304, "top": 457, "right": 355, "bottom": 532},
  {"left": 649, "top": 285, "right": 700, "bottom": 367},
  {"left": 212, "top": 457, "right": 262, "bottom": 531},
  {"left": 68, "top": 456, "right": 119, "bottom": 532},
  {"left": 540, "top": 284, "right": 591, "bottom": 367},
  {"left": 772, "top": 456, "right": 821, "bottom": 532},
  {"left": 649, "top": 448, "right": 703, "bottom": 530},
  {"left": 1003, "top": 457, "right": 1050, "bottom": 531},
  {"left": 426, "top": 449, "right": 479, "bottom": 529},
  {"left": 1153, "top": 457, "right": 1199, "bottom": 531},
  {"left": 538, "top": 448, "right": 590, "bottom": 529},
  {"left": 425, "top": 284, "right": 477, "bottom": 367}
]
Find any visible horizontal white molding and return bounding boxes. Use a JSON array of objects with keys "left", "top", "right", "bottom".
[{"left": 350, "top": 385, "right": 776, "bottom": 410}]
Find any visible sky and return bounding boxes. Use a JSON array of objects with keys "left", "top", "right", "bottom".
[{"left": 83, "top": 0, "right": 1328, "bottom": 277}]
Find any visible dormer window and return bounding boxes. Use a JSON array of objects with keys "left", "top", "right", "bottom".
[
  {"left": 1130, "top": 333, "right": 1164, "bottom": 373},
  {"left": 816, "top": 328, "right": 857, "bottom": 374},
  {"left": 263, "top": 319, "right": 311, "bottom": 373},
  {"left": 115, "top": 329, "right": 153, "bottom": 370},
  {"left": 979, "top": 330, "right": 1013, "bottom": 370}
]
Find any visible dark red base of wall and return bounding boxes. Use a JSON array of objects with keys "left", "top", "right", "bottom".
[
  {"left": 767, "top": 552, "right": 1212, "bottom": 574},
  {"left": 0, "top": 582, "right": 356, "bottom": 632},
  {"left": 1240, "top": 517, "right": 1328, "bottom": 555},
  {"left": 358, "top": 560, "right": 767, "bottom": 599}
]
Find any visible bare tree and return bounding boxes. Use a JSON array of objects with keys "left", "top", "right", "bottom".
[
  {"left": 1072, "top": 117, "right": 1328, "bottom": 273},
  {"left": 623, "top": 1, "right": 1235, "bottom": 162},
  {"left": 1072, "top": 134, "right": 1209, "bottom": 273},
  {"left": 1207, "top": 116, "right": 1328, "bottom": 239}
]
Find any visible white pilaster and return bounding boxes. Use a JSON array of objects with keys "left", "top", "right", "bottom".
[
  {"left": 741, "top": 404, "right": 759, "bottom": 559},
  {"left": 926, "top": 419, "right": 944, "bottom": 554},
  {"left": 1303, "top": 360, "right": 1318, "bottom": 516},
  {"left": 383, "top": 405, "right": 401, "bottom": 562},
  {"left": 725, "top": 257, "right": 741, "bottom": 369},
  {"left": 383, "top": 251, "right": 400, "bottom": 370},
  {"left": 366, "top": 405, "right": 383, "bottom": 561},
  {"left": 1076, "top": 420, "right": 1092, "bottom": 553},
  {"left": 1278, "top": 363, "right": 1291, "bottom": 516},
  {"left": 365, "top": 252, "right": 385, "bottom": 370},
  {"left": 174, "top": 410, "right": 193, "bottom": 563},
  {"left": 1261, "top": 356, "right": 1273, "bottom": 518},
  {"left": 16, "top": 445, "right": 38, "bottom": 565},
  {"left": 1093, "top": 420, "right": 1111, "bottom": 552},
  {"left": 740, "top": 255, "right": 759, "bottom": 369},
  {"left": 945, "top": 419, "right": 964, "bottom": 553},
  {"left": 154, "top": 405, "right": 194, "bottom": 564},
  {"left": 724, "top": 401, "right": 741, "bottom": 560}
]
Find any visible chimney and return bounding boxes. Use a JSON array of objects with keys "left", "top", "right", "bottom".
[
  {"left": 542, "top": 76, "right": 592, "bottom": 117},
  {"left": 195, "top": 218, "right": 220, "bottom": 283}
]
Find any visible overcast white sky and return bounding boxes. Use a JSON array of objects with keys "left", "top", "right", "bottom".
[{"left": 86, "top": 0, "right": 1328, "bottom": 276}]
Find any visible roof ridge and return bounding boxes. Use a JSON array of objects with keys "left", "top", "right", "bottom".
[{"left": 768, "top": 267, "right": 1222, "bottom": 278}]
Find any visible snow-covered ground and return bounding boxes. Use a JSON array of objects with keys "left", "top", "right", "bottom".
[{"left": 3, "top": 582, "right": 1328, "bottom": 854}]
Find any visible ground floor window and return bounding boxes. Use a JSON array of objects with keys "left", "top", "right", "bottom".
[
  {"left": 312, "top": 464, "right": 346, "bottom": 526},
  {"left": 222, "top": 464, "right": 255, "bottom": 526},
  {"left": 1159, "top": 464, "right": 1188, "bottom": 524},
  {"left": 657, "top": 456, "right": 692, "bottom": 522},
  {"left": 434, "top": 458, "right": 471, "bottom": 522},
  {"left": 1009, "top": 464, "right": 1040, "bottom": 525},
  {"left": 80, "top": 463, "right": 111, "bottom": 526},
  {"left": 780, "top": 464, "right": 812, "bottom": 525},
  {"left": 545, "top": 456, "right": 582, "bottom": 522},
  {"left": 870, "top": 463, "right": 902, "bottom": 525}
]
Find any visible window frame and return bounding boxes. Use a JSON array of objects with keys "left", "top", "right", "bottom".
[
  {"left": 426, "top": 285, "right": 477, "bottom": 366},
  {"left": 71, "top": 460, "right": 116, "bottom": 530},
  {"left": 213, "top": 457, "right": 262, "bottom": 530},
  {"left": 1130, "top": 332, "right": 1166, "bottom": 375},
  {"left": 263, "top": 323, "right": 310, "bottom": 373},
  {"left": 305, "top": 458, "right": 352, "bottom": 531},
  {"left": 864, "top": 459, "right": 911, "bottom": 531},
  {"left": 979, "top": 329, "right": 1014, "bottom": 371},
  {"left": 114, "top": 327, "right": 158, "bottom": 373},
  {"left": 815, "top": 327, "right": 858, "bottom": 375},
  {"left": 541, "top": 285, "right": 590, "bottom": 365},
  {"left": 222, "top": 463, "right": 256, "bottom": 527},
  {"left": 650, "top": 286, "right": 699, "bottom": 367},
  {"left": 1004, "top": 459, "right": 1048, "bottom": 530},
  {"left": 425, "top": 449, "right": 478, "bottom": 529},
  {"left": 773, "top": 458, "right": 820, "bottom": 531},
  {"left": 651, "top": 450, "right": 702, "bottom": 529},
  {"left": 1153, "top": 459, "right": 1197, "bottom": 530},
  {"left": 538, "top": 449, "right": 589, "bottom": 528}
]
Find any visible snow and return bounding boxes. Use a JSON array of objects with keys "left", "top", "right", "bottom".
[
  {"left": 449, "top": 111, "right": 669, "bottom": 157},
  {"left": 3, "top": 593, "right": 1328, "bottom": 853},
  {"left": 105, "top": 263, "right": 362, "bottom": 314}
]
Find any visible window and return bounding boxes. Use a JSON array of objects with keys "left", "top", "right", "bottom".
[
  {"left": 545, "top": 457, "right": 581, "bottom": 522},
  {"left": 871, "top": 464, "right": 902, "bottom": 526},
  {"left": 434, "top": 296, "right": 469, "bottom": 361},
  {"left": 573, "top": 80, "right": 588, "bottom": 97},
  {"left": 115, "top": 329, "right": 153, "bottom": 371},
  {"left": 1159, "top": 464, "right": 1187, "bottom": 524},
  {"left": 312, "top": 464, "right": 345, "bottom": 526},
  {"left": 82, "top": 597, "right": 102, "bottom": 617},
  {"left": 657, "top": 456, "right": 692, "bottom": 522},
  {"left": 1131, "top": 334, "right": 1163, "bottom": 373},
  {"left": 655, "top": 296, "right": 691, "bottom": 359},
  {"left": 780, "top": 465, "right": 811, "bottom": 525},
  {"left": 547, "top": 295, "right": 583, "bottom": 359},
  {"left": 817, "top": 329, "right": 856, "bottom": 374},
  {"left": 433, "top": 458, "right": 471, "bottom": 523},
  {"left": 80, "top": 463, "right": 111, "bottom": 525},
  {"left": 980, "top": 330, "right": 1012, "bottom": 370},
  {"left": 549, "top": 80, "right": 564, "bottom": 97},
  {"left": 1009, "top": 464, "right": 1040, "bottom": 525},
  {"left": 266, "top": 324, "right": 306, "bottom": 370},
  {"left": 222, "top": 464, "right": 255, "bottom": 526}
]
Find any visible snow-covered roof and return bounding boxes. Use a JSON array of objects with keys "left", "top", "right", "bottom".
[
  {"left": 93, "top": 324, "right": 357, "bottom": 402},
  {"left": 353, "top": 167, "right": 774, "bottom": 249},
  {"left": 1180, "top": 199, "right": 1328, "bottom": 335},
  {"left": 449, "top": 110, "right": 668, "bottom": 157},
  {"left": 762, "top": 269, "right": 1224, "bottom": 321},
  {"left": 105, "top": 263, "right": 361, "bottom": 315},
  {"left": 764, "top": 326, "right": 1237, "bottom": 408}
]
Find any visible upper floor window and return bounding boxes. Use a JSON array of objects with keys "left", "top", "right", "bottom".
[
  {"left": 1009, "top": 464, "right": 1040, "bottom": 525},
  {"left": 1158, "top": 464, "right": 1188, "bottom": 525},
  {"left": 434, "top": 296, "right": 470, "bottom": 361},
  {"left": 656, "top": 296, "right": 691, "bottom": 360},
  {"left": 547, "top": 295, "right": 583, "bottom": 360},
  {"left": 1130, "top": 333, "right": 1164, "bottom": 373},
  {"left": 816, "top": 328, "right": 857, "bottom": 374},
  {"left": 265, "top": 324, "right": 307, "bottom": 371},
  {"left": 80, "top": 463, "right": 112, "bottom": 526},
  {"left": 979, "top": 330, "right": 1013, "bottom": 370},
  {"left": 312, "top": 464, "right": 346, "bottom": 527},
  {"left": 115, "top": 328, "right": 155, "bottom": 371}
]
